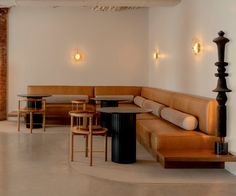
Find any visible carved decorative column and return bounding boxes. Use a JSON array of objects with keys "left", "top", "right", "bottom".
[
  {"left": 0, "top": 8, "right": 8, "bottom": 120},
  {"left": 213, "top": 31, "right": 231, "bottom": 155}
]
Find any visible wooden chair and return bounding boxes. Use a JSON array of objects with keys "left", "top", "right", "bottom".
[
  {"left": 71, "top": 100, "right": 87, "bottom": 111},
  {"left": 71, "top": 99, "right": 88, "bottom": 125},
  {"left": 69, "top": 111, "right": 108, "bottom": 166},
  {"left": 17, "top": 98, "right": 46, "bottom": 133}
]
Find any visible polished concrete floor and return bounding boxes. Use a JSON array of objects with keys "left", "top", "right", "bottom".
[{"left": 1, "top": 120, "right": 236, "bottom": 196}]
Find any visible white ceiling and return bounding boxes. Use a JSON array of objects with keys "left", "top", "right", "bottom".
[{"left": 0, "top": 0, "right": 181, "bottom": 8}]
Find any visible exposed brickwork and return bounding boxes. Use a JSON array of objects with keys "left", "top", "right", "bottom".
[{"left": 0, "top": 8, "right": 8, "bottom": 120}]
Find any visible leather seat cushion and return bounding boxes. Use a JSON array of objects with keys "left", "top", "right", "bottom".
[{"left": 137, "top": 118, "right": 218, "bottom": 152}]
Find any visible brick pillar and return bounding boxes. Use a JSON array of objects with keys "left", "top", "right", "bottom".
[{"left": 0, "top": 8, "right": 8, "bottom": 120}]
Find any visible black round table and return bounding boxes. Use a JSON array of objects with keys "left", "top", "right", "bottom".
[
  {"left": 18, "top": 94, "right": 51, "bottom": 128},
  {"left": 91, "top": 96, "right": 131, "bottom": 107},
  {"left": 91, "top": 96, "right": 132, "bottom": 136},
  {"left": 97, "top": 107, "right": 151, "bottom": 164}
]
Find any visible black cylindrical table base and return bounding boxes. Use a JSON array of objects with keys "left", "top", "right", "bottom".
[
  {"left": 26, "top": 100, "right": 43, "bottom": 128},
  {"left": 25, "top": 114, "right": 43, "bottom": 128},
  {"left": 100, "top": 100, "right": 118, "bottom": 136},
  {"left": 111, "top": 113, "right": 136, "bottom": 164}
]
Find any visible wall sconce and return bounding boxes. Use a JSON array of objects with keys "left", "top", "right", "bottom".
[
  {"left": 192, "top": 39, "right": 201, "bottom": 55},
  {"left": 153, "top": 50, "right": 159, "bottom": 63},
  {"left": 74, "top": 50, "right": 81, "bottom": 61}
]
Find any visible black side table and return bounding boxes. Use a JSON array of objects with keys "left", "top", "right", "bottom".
[
  {"left": 91, "top": 96, "right": 132, "bottom": 136},
  {"left": 97, "top": 107, "right": 151, "bottom": 164},
  {"left": 18, "top": 94, "right": 51, "bottom": 128}
]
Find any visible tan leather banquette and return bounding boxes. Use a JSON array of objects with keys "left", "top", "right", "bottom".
[
  {"left": 135, "top": 87, "right": 218, "bottom": 160},
  {"left": 27, "top": 85, "right": 218, "bottom": 160},
  {"left": 27, "top": 85, "right": 95, "bottom": 124},
  {"left": 27, "top": 85, "right": 141, "bottom": 124}
]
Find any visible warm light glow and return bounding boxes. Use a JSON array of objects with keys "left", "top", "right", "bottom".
[
  {"left": 153, "top": 49, "right": 160, "bottom": 65},
  {"left": 192, "top": 39, "right": 201, "bottom": 55},
  {"left": 193, "top": 42, "right": 200, "bottom": 54},
  {"left": 74, "top": 53, "right": 81, "bottom": 61},
  {"left": 153, "top": 49, "right": 160, "bottom": 64},
  {"left": 153, "top": 51, "right": 159, "bottom": 60}
]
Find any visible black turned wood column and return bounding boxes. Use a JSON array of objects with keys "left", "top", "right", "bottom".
[
  {"left": 213, "top": 31, "right": 231, "bottom": 155},
  {"left": 111, "top": 113, "right": 136, "bottom": 163}
]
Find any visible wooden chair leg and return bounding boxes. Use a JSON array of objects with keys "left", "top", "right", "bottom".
[
  {"left": 85, "top": 136, "right": 88, "bottom": 157},
  {"left": 90, "top": 133, "right": 93, "bottom": 166},
  {"left": 88, "top": 116, "right": 93, "bottom": 166},
  {"left": 104, "top": 134, "right": 107, "bottom": 162},
  {"left": 30, "top": 112, "right": 33, "bottom": 134},
  {"left": 43, "top": 113, "right": 46, "bottom": 132},
  {"left": 17, "top": 112, "right": 20, "bottom": 132},
  {"left": 70, "top": 132, "right": 74, "bottom": 161}
]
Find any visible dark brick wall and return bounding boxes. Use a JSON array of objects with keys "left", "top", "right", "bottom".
[{"left": 0, "top": 8, "right": 8, "bottom": 120}]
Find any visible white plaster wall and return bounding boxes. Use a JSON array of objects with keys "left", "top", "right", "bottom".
[
  {"left": 8, "top": 7, "right": 148, "bottom": 112},
  {"left": 148, "top": 0, "right": 236, "bottom": 174}
]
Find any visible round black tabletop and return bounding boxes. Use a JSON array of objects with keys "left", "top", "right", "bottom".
[
  {"left": 91, "top": 96, "right": 131, "bottom": 101},
  {"left": 18, "top": 94, "right": 51, "bottom": 98},
  {"left": 96, "top": 107, "right": 152, "bottom": 114}
]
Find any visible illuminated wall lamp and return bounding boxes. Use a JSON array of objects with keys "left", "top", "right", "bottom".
[
  {"left": 192, "top": 39, "right": 201, "bottom": 55},
  {"left": 153, "top": 50, "right": 159, "bottom": 63},
  {"left": 74, "top": 50, "right": 81, "bottom": 61}
]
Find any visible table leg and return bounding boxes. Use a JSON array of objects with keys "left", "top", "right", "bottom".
[
  {"left": 101, "top": 100, "right": 118, "bottom": 108},
  {"left": 100, "top": 100, "right": 118, "bottom": 136},
  {"left": 111, "top": 113, "right": 136, "bottom": 163},
  {"left": 26, "top": 114, "right": 43, "bottom": 128},
  {"left": 26, "top": 99, "right": 43, "bottom": 128}
]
